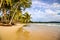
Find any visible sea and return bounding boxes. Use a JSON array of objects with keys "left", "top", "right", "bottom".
[{"left": 28, "top": 23, "right": 60, "bottom": 27}]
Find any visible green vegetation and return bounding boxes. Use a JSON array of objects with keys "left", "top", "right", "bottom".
[{"left": 0, "top": 0, "right": 32, "bottom": 25}]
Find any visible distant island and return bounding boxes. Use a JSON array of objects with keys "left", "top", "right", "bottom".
[{"left": 30, "top": 21, "right": 60, "bottom": 23}]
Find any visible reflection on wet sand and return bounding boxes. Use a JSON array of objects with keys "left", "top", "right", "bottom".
[{"left": 0, "top": 24, "right": 60, "bottom": 40}]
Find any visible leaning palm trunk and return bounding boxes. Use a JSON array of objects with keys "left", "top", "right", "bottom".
[
  {"left": 9, "top": 10, "right": 16, "bottom": 25},
  {"left": 0, "top": 3, "right": 1, "bottom": 8},
  {"left": 0, "top": 0, "right": 2, "bottom": 8},
  {"left": 9, "top": 2, "right": 20, "bottom": 25}
]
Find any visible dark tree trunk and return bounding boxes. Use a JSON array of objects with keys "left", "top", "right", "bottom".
[{"left": 2, "top": 8, "right": 7, "bottom": 23}]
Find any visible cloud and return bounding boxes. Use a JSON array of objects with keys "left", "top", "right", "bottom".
[
  {"left": 25, "top": 0, "right": 60, "bottom": 22},
  {"left": 45, "top": 9, "right": 57, "bottom": 16}
]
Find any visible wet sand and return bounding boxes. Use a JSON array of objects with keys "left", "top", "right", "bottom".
[
  {"left": 0, "top": 23, "right": 60, "bottom": 40},
  {"left": 24, "top": 24, "right": 60, "bottom": 40}
]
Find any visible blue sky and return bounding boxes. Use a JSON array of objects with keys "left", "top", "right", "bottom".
[{"left": 25, "top": 0, "right": 60, "bottom": 22}]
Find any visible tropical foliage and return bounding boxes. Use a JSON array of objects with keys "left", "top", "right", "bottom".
[
  {"left": 0, "top": 0, "right": 32, "bottom": 25},
  {"left": 19, "top": 12, "right": 31, "bottom": 23}
]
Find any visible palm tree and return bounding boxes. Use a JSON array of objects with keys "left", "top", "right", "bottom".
[
  {"left": 23, "top": 12, "right": 31, "bottom": 23},
  {"left": 9, "top": 0, "right": 32, "bottom": 24},
  {"left": 0, "top": 0, "right": 32, "bottom": 25},
  {"left": 0, "top": 0, "right": 12, "bottom": 23}
]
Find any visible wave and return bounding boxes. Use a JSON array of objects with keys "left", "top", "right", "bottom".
[{"left": 39, "top": 23, "right": 60, "bottom": 26}]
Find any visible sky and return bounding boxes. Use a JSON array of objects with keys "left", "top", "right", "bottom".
[{"left": 26, "top": 0, "right": 60, "bottom": 22}]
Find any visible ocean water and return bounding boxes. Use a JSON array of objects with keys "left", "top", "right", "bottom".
[
  {"left": 29, "top": 23, "right": 60, "bottom": 27},
  {"left": 40, "top": 23, "right": 60, "bottom": 26}
]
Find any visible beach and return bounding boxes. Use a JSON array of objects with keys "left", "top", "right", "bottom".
[{"left": 0, "top": 23, "right": 60, "bottom": 40}]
